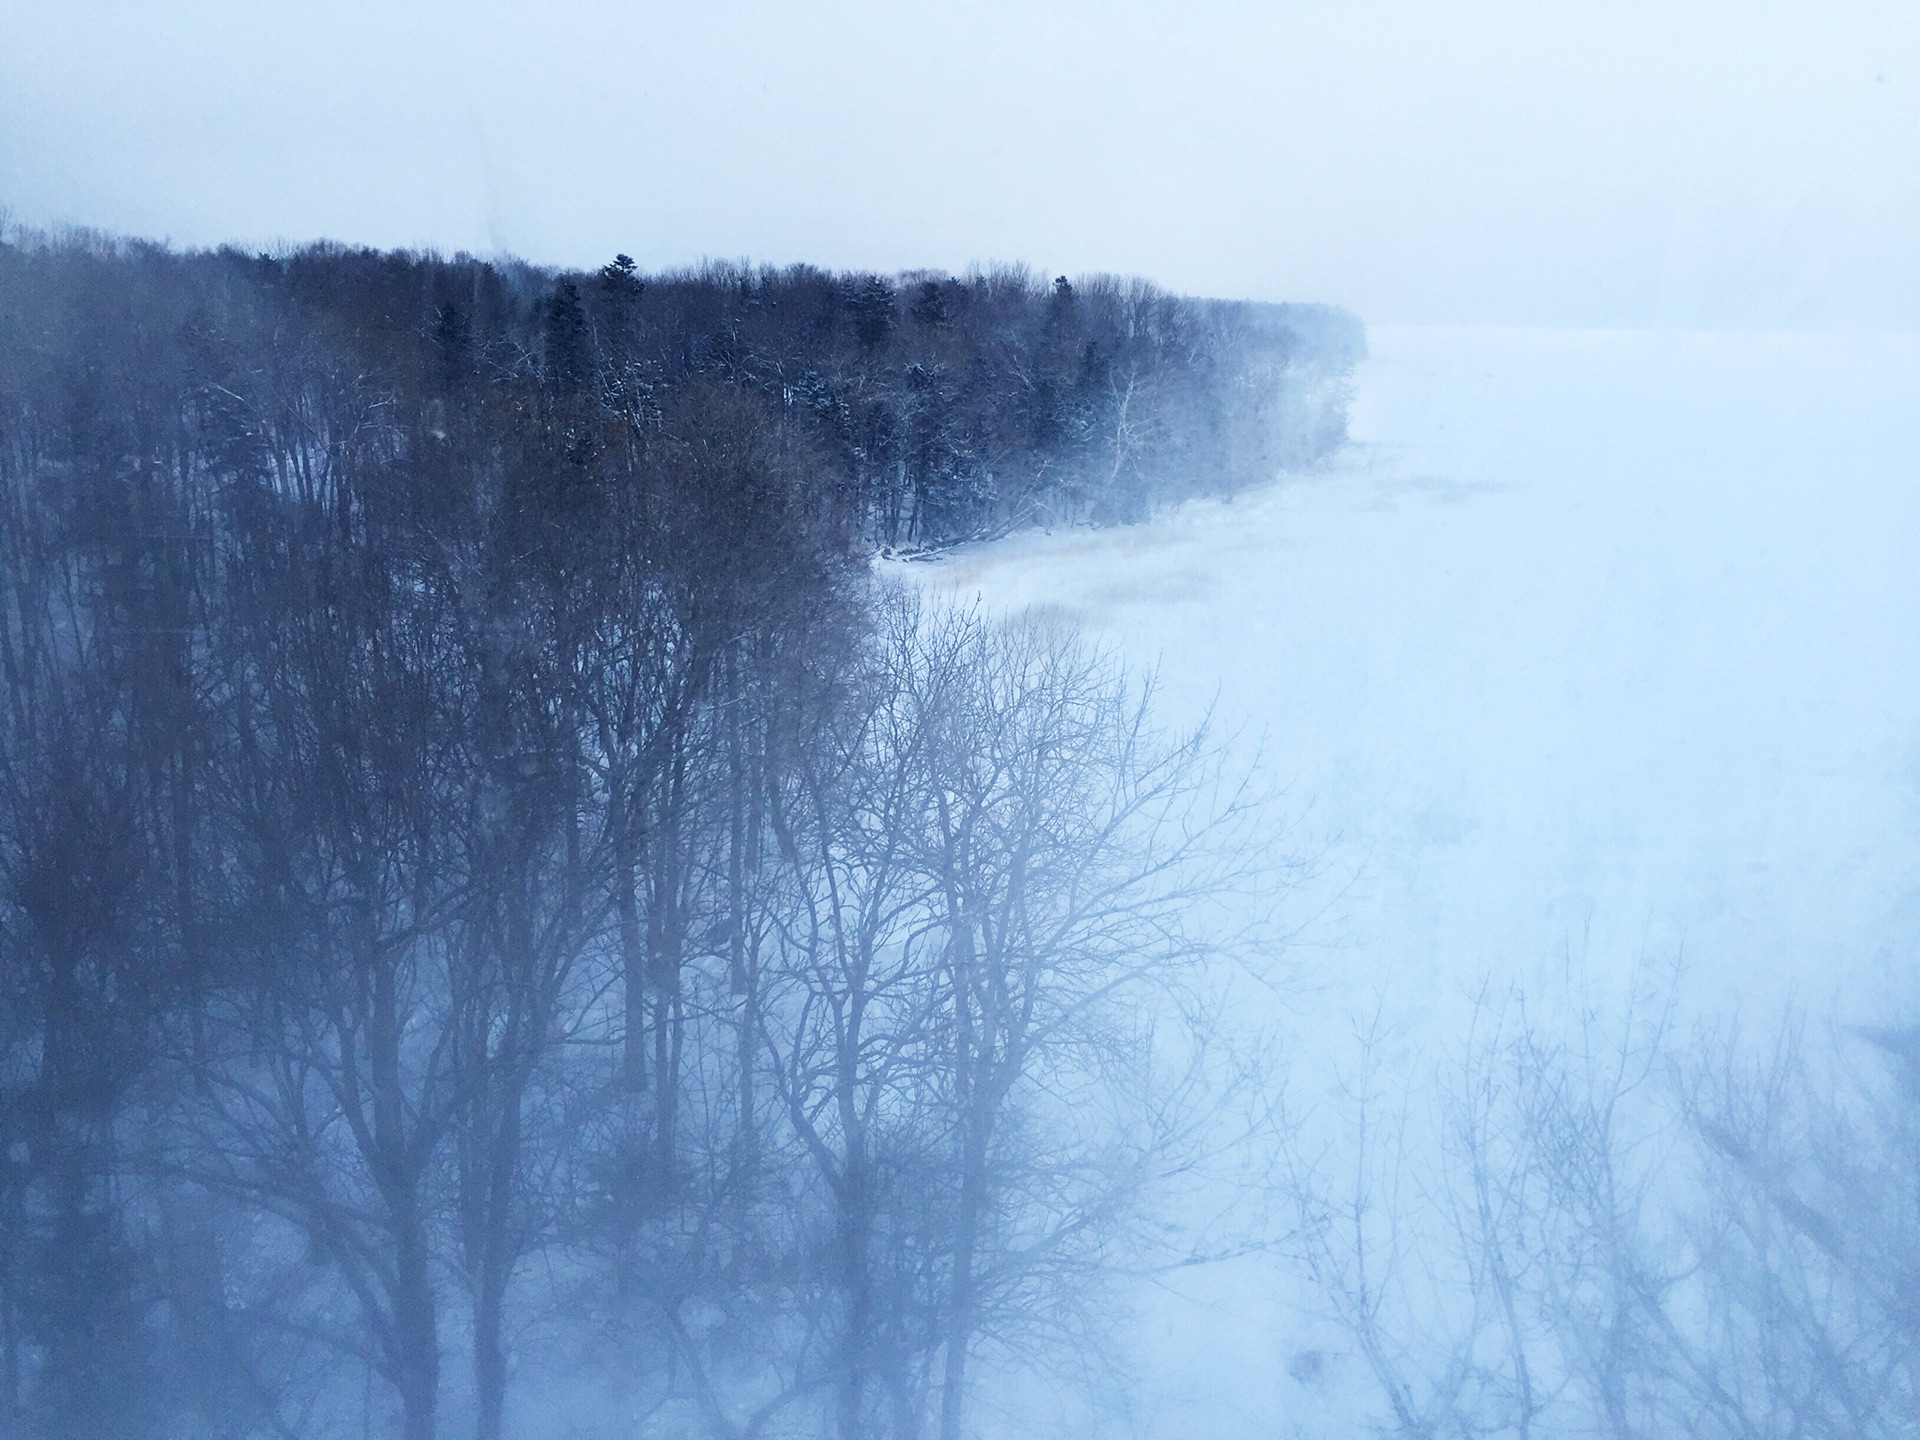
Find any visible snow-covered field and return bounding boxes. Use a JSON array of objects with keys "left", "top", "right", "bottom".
[
  {"left": 894, "top": 324, "right": 1920, "bottom": 1434},
  {"left": 906, "top": 326, "right": 1920, "bottom": 1022}
]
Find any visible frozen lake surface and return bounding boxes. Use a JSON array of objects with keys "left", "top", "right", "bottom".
[
  {"left": 905, "top": 325, "right": 1920, "bottom": 1029},
  {"left": 896, "top": 325, "right": 1920, "bottom": 1435}
]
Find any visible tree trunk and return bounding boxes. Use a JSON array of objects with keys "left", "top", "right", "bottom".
[
  {"left": 470, "top": 1065, "right": 524, "bottom": 1440},
  {"left": 939, "top": 1054, "right": 990, "bottom": 1440},
  {"left": 369, "top": 942, "right": 441, "bottom": 1440},
  {"left": 937, "top": 1155, "right": 981, "bottom": 1440},
  {"left": 473, "top": 1266, "right": 508, "bottom": 1440},
  {"left": 616, "top": 810, "right": 647, "bottom": 1094},
  {"left": 647, "top": 757, "right": 688, "bottom": 1187},
  {"left": 837, "top": 1026, "right": 874, "bottom": 1440},
  {"left": 393, "top": 1214, "right": 441, "bottom": 1440},
  {"left": 836, "top": 1191, "right": 873, "bottom": 1440}
]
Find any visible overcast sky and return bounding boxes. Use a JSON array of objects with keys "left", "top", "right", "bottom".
[{"left": 2, "top": 1, "right": 1915, "bottom": 327}]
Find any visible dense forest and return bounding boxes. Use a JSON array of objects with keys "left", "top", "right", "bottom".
[
  {"left": 0, "top": 229, "right": 1348, "bottom": 1440},
  {"left": 0, "top": 232, "right": 1358, "bottom": 555}
]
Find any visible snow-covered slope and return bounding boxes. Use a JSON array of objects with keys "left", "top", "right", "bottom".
[{"left": 890, "top": 324, "right": 1920, "bottom": 1434}]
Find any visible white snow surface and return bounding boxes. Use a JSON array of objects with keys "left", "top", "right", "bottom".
[
  {"left": 890, "top": 324, "right": 1920, "bottom": 1435},
  {"left": 900, "top": 325, "right": 1920, "bottom": 1022}
]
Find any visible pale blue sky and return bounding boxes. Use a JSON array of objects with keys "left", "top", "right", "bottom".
[{"left": 2, "top": 1, "right": 1915, "bottom": 326}]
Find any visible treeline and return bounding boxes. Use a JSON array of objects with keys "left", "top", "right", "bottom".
[
  {"left": 0, "top": 229, "right": 1278, "bottom": 1440},
  {"left": 0, "top": 229, "right": 1356, "bottom": 556}
]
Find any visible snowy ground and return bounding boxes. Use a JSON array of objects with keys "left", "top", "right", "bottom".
[{"left": 891, "top": 324, "right": 1920, "bottom": 1435}]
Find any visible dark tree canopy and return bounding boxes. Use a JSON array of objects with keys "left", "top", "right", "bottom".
[{"left": 0, "top": 231, "right": 1356, "bottom": 551}]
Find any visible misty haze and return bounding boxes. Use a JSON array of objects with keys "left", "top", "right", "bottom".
[{"left": 2, "top": 5, "right": 1918, "bottom": 1439}]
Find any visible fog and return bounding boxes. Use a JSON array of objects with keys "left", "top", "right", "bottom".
[
  {"left": 4, "top": 6, "right": 1920, "bottom": 1440},
  {"left": 4, "top": 2, "right": 1919, "bottom": 326}
]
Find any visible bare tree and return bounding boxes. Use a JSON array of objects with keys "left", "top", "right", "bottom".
[
  {"left": 904, "top": 597, "right": 1256, "bottom": 1440},
  {"left": 192, "top": 450, "right": 474, "bottom": 1440},
  {"left": 1279, "top": 963, "right": 1920, "bottom": 1440}
]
